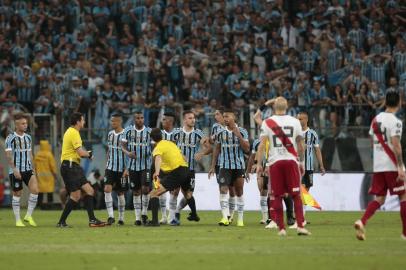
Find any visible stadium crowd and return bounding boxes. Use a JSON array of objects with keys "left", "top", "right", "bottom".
[{"left": 0, "top": 0, "right": 406, "bottom": 138}]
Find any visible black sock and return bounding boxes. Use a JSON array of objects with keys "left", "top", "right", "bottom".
[
  {"left": 150, "top": 197, "right": 159, "bottom": 223},
  {"left": 187, "top": 196, "right": 197, "bottom": 215},
  {"left": 179, "top": 197, "right": 188, "bottom": 210},
  {"left": 84, "top": 195, "right": 96, "bottom": 221},
  {"left": 283, "top": 196, "right": 294, "bottom": 220},
  {"left": 58, "top": 199, "right": 77, "bottom": 223},
  {"left": 267, "top": 196, "right": 272, "bottom": 220},
  {"left": 47, "top": 193, "right": 54, "bottom": 203}
]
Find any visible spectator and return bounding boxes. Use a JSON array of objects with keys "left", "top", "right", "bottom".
[{"left": 0, "top": 0, "right": 404, "bottom": 144}]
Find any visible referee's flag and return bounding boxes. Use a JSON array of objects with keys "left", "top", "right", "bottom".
[{"left": 301, "top": 185, "right": 321, "bottom": 210}]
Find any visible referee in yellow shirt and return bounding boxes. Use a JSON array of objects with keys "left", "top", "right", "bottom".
[
  {"left": 147, "top": 128, "right": 196, "bottom": 226},
  {"left": 57, "top": 112, "right": 105, "bottom": 227}
]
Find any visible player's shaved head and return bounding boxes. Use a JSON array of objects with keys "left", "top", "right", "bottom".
[{"left": 274, "top": 97, "right": 288, "bottom": 113}]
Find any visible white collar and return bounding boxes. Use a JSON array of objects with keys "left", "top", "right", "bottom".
[
  {"left": 134, "top": 125, "right": 145, "bottom": 132},
  {"left": 163, "top": 128, "right": 174, "bottom": 134},
  {"left": 113, "top": 129, "right": 124, "bottom": 135},
  {"left": 182, "top": 127, "right": 194, "bottom": 134},
  {"left": 14, "top": 132, "right": 26, "bottom": 138},
  {"left": 225, "top": 125, "right": 238, "bottom": 132}
]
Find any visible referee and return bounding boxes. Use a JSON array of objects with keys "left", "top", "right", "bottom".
[
  {"left": 57, "top": 112, "right": 105, "bottom": 227},
  {"left": 147, "top": 128, "right": 196, "bottom": 226}
]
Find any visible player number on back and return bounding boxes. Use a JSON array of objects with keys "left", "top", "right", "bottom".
[{"left": 271, "top": 126, "right": 294, "bottom": 147}]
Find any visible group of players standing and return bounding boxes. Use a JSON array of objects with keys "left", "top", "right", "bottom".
[
  {"left": 5, "top": 92, "right": 406, "bottom": 240},
  {"left": 3, "top": 97, "right": 327, "bottom": 235},
  {"left": 99, "top": 97, "right": 325, "bottom": 236}
]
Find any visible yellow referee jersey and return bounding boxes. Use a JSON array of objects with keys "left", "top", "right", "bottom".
[
  {"left": 61, "top": 127, "right": 82, "bottom": 164},
  {"left": 152, "top": 140, "right": 187, "bottom": 172}
]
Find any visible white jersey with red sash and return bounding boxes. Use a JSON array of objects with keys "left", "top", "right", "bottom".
[
  {"left": 260, "top": 115, "right": 303, "bottom": 166},
  {"left": 369, "top": 112, "right": 402, "bottom": 172}
]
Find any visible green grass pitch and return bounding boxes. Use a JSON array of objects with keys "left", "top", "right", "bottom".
[{"left": 0, "top": 210, "right": 404, "bottom": 270}]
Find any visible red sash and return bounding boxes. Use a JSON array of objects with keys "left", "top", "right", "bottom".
[
  {"left": 371, "top": 118, "right": 397, "bottom": 166},
  {"left": 265, "top": 118, "right": 298, "bottom": 158}
]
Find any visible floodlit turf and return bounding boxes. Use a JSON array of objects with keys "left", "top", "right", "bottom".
[{"left": 0, "top": 210, "right": 404, "bottom": 270}]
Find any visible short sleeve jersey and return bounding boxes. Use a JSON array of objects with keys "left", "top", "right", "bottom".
[
  {"left": 260, "top": 115, "right": 303, "bottom": 166},
  {"left": 369, "top": 112, "right": 403, "bottom": 172},
  {"left": 152, "top": 140, "right": 188, "bottom": 172},
  {"left": 61, "top": 127, "right": 82, "bottom": 163}
]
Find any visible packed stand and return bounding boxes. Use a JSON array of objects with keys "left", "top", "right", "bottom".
[{"left": 0, "top": 0, "right": 406, "bottom": 139}]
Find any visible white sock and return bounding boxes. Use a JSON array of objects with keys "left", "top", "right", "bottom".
[
  {"left": 159, "top": 193, "right": 167, "bottom": 219},
  {"left": 260, "top": 196, "right": 268, "bottom": 221},
  {"left": 141, "top": 194, "right": 150, "bottom": 216},
  {"left": 118, "top": 195, "right": 125, "bottom": 221},
  {"left": 229, "top": 196, "right": 236, "bottom": 218},
  {"left": 176, "top": 197, "right": 187, "bottom": 213},
  {"left": 237, "top": 196, "right": 244, "bottom": 222},
  {"left": 133, "top": 195, "right": 141, "bottom": 220},
  {"left": 169, "top": 194, "right": 178, "bottom": 221},
  {"left": 104, "top": 192, "right": 114, "bottom": 218},
  {"left": 26, "top": 193, "right": 38, "bottom": 218},
  {"left": 220, "top": 193, "right": 229, "bottom": 219},
  {"left": 12, "top": 196, "right": 21, "bottom": 222}
]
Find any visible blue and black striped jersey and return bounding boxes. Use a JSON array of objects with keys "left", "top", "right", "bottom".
[
  {"left": 211, "top": 123, "right": 224, "bottom": 166},
  {"left": 215, "top": 126, "right": 249, "bottom": 170},
  {"left": 106, "top": 130, "right": 126, "bottom": 172},
  {"left": 210, "top": 123, "right": 224, "bottom": 141},
  {"left": 5, "top": 132, "right": 33, "bottom": 174},
  {"left": 161, "top": 129, "right": 177, "bottom": 141},
  {"left": 303, "top": 128, "right": 320, "bottom": 171},
  {"left": 173, "top": 128, "right": 205, "bottom": 171},
  {"left": 122, "top": 125, "right": 152, "bottom": 171}
]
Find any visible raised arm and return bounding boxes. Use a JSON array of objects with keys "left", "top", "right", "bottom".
[{"left": 208, "top": 143, "right": 221, "bottom": 179}]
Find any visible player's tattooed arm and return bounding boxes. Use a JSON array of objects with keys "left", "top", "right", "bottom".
[
  {"left": 391, "top": 136, "right": 404, "bottom": 169},
  {"left": 5, "top": 151, "right": 21, "bottom": 179},
  {"left": 296, "top": 135, "right": 305, "bottom": 162},
  {"left": 391, "top": 135, "right": 406, "bottom": 181},
  {"left": 296, "top": 135, "right": 306, "bottom": 176},
  {"left": 195, "top": 137, "right": 212, "bottom": 161},
  {"left": 208, "top": 143, "right": 220, "bottom": 179}
]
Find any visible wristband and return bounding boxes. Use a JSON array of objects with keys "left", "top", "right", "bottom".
[
  {"left": 259, "top": 104, "right": 267, "bottom": 112},
  {"left": 88, "top": 151, "right": 93, "bottom": 159}
]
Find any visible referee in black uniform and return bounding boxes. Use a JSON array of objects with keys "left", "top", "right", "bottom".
[{"left": 57, "top": 112, "right": 105, "bottom": 227}]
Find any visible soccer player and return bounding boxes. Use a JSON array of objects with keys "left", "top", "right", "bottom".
[
  {"left": 288, "top": 111, "right": 326, "bottom": 228},
  {"left": 170, "top": 110, "right": 209, "bottom": 225},
  {"left": 209, "top": 109, "right": 250, "bottom": 227},
  {"left": 159, "top": 111, "right": 177, "bottom": 224},
  {"left": 57, "top": 112, "right": 105, "bottom": 227},
  {"left": 121, "top": 112, "right": 152, "bottom": 226},
  {"left": 209, "top": 108, "right": 237, "bottom": 222},
  {"left": 256, "top": 97, "right": 311, "bottom": 236},
  {"left": 5, "top": 113, "right": 39, "bottom": 227},
  {"left": 246, "top": 139, "right": 270, "bottom": 224},
  {"left": 297, "top": 111, "right": 326, "bottom": 188},
  {"left": 147, "top": 128, "right": 196, "bottom": 226},
  {"left": 104, "top": 114, "right": 127, "bottom": 225},
  {"left": 354, "top": 90, "right": 406, "bottom": 241}
]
